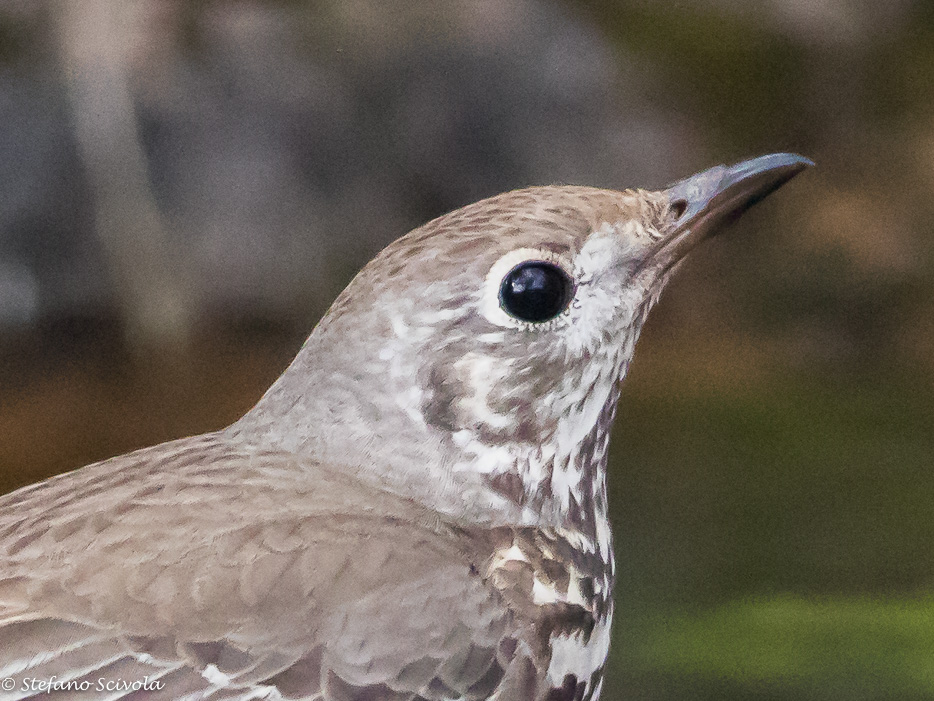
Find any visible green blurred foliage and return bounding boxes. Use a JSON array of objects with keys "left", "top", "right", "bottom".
[
  {"left": 577, "top": 1, "right": 812, "bottom": 151},
  {"left": 620, "top": 596, "right": 934, "bottom": 700},
  {"left": 601, "top": 374, "right": 934, "bottom": 698},
  {"left": 614, "top": 378, "right": 934, "bottom": 601}
]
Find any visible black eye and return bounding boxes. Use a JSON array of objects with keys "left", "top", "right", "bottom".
[{"left": 499, "top": 261, "right": 574, "bottom": 323}]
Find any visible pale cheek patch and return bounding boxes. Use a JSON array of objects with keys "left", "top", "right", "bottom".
[
  {"left": 563, "top": 222, "right": 644, "bottom": 356},
  {"left": 453, "top": 352, "right": 516, "bottom": 430}
]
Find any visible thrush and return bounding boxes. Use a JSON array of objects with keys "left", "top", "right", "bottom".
[{"left": 0, "top": 154, "right": 810, "bottom": 701}]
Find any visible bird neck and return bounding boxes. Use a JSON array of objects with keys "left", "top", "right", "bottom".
[
  {"left": 230, "top": 325, "right": 618, "bottom": 551},
  {"left": 467, "top": 384, "right": 618, "bottom": 561}
]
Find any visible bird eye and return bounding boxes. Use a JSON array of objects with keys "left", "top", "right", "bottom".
[{"left": 499, "top": 261, "right": 574, "bottom": 323}]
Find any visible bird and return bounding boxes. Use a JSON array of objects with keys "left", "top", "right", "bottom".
[{"left": 0, "top": 153, "right": 810, "bottom": 701}]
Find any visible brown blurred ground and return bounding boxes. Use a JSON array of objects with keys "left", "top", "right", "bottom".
[{"left": 0, "top": 326, "right": 295, "bottom": 494}]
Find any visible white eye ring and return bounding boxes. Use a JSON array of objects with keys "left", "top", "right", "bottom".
[{"left": 480, "top": 248, "right": 576, "bottom": 329}]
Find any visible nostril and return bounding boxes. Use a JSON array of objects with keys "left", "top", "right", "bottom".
[{"left": 670, "top": 199, "right": 688, "bottom": 219}]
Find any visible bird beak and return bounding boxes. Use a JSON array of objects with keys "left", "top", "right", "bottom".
[{"left": 650, "top": 152, "right": 814, "bottom": 270}]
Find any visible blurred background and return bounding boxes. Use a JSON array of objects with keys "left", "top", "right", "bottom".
[{"left": 0, "top": 1, "right": 932, "bottom": 698}]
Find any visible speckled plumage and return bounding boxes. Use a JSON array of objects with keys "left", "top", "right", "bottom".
[{"left": 0, "top": 155, "right": 809, "bottom": 700}]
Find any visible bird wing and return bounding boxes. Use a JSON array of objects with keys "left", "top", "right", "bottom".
[{"left": 0, "top": 435, "right": 538, "bottom": 700}]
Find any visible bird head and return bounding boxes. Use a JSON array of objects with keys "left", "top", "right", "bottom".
[{"left": 237, "top": 154, "right": 811, "bottom": 530}]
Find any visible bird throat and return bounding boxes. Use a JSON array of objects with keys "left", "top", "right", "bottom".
[{"left": 451, "top": 381, "right": 620, "bottom": 565}]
